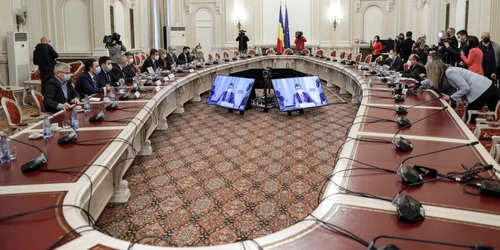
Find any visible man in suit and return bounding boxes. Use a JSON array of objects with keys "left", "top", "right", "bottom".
[
  {"left": 400, "top": 31, "right": 415, "bottom": 62},
  {"left": 166, "top": 45, "right": 180, "bottom": 69},
  {"left": 388, "top": 50, "right": 404, "bottom": 72},
  {"left": 178, "top": 46, "right": 193, "bottom": 65},
  {"left": 217, "top": 83, "right": 235, "bottom": 105},
  {"left": 111, "top": 55, "right": 134, "bottom": 82},
  {"left": 293, "top": 84, "right": 314, "bottom": 107},
  {"left": 98, "top": 56, "right": 120, "bottom": 87},
  {"left": 124, "top": 52, "right": 140, "bottom": 79},
  {"left": 402, "top": 54, "right": 426, "bottom": 80},
  {"left": 140, "top": 49, "right": 159, "bottom": 73},
  {"left": 42, "top": 63, "right": 80, "bottom": 113},
  {"left": 75, "top": 59, "right": 110, "bottom": 97},
  {"left": 33, "top": 37, "right": 59, "bottom": 93}
]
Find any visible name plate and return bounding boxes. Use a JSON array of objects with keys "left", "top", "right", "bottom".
[
  {"left": 155, "top": 80, "right": 161, "bottom": 86},
  {"left": 134, "top": 91, "right": 141, "bottom": 98},
  {"left": 155, "top": 86, "right": 161, "bottom": 92}
]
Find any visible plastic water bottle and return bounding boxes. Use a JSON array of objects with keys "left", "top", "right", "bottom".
[
  {"left": 109, "top": 86, "right": 116, "bottom": 101},
  {"left": 0, "top": 132, "right": 11, "bottom": 164},
  {"left": 71, "top": 109, "right": 79, "bottom": 130},
  {"left": 134, "top": 74, "right": 140, "bottom": 87},
  {"left": 119, "top": 81, "right": 126, "bottom": 94},
  {"left": 155, "top": 67, "right": 161, "bottom": 77},
  {"left": 84, "top": 95, "right": 91, "bottom": 113},
  {"left": 43, "top": 115, "right": 52, "bottom": 139}
]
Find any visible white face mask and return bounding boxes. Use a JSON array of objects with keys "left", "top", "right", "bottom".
[
  {"left": 389, "top": 54, "right": 394, "bottom": 59},
  {"left": 297, "top": 89, "right": 303, "bottom": 94},
  {"left": 129, "top": 58, "right": 134, "bottom": 64},
  {"left": 154, "top": 55, "right": 159, "bottom": 61}
]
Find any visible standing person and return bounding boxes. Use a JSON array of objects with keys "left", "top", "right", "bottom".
[
  {"left": 401, "top": 31, "right": 415, "bottom": 62},
  {"left": 236, "top": 30, "right": 249, "bottom": 55},
  {"left": 446, "top": 30, "right": 470, "bottom": 68},
  {"left": 106, "top": 33, "right": 127, "bottom": 63},
  {"left": 412, "top": 36, "right": 430, "bottom": 65},
  {"left": 371, "top": 35, "right": 383, "bottom": 62},
  {"left": 395, "top": 33, "right": 405, "bottom": 55},
  {"left": 294, "top": 31, "right": 307, "bottom": 54},
  {"left": 33, "top": 37, "right": 58, "bottom": 93},
  {"left": 425, "top": 58, "right": 499, "bottom": 124},
  {"left": 460, "top": 36, "right": 484, "bottom": 75},
  {"left": 479, "top": 32, "right": 500, "bottom": 81}
]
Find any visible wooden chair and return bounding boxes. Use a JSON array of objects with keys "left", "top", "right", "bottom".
[
  {"left": 223, "top": 51, "right": 230, "bottom": 58},
  {"left": 1, "top": 97, "right": 38, "bottom": 134},
  {"left": 403, "top": 64, "right": 410, "bottom": 71},
  {"left": 69, "top": 61, "right": 83, "bottom": 74},
  {"left": 364, "top": 55, "right": 372, "bottom": 64},
  {"left": 346, "top": 52, "right": 353, "bottom": 61},
  {"left": 29, "top": 68, "right": 41, "bottom": 81},
  {"left": 466, "top": 101, "right": 500, "bottom": 124},
  {"left": 215, "top": 52, "right": 222, "bottom": 59},
  {"left": 141, "top": 54, "right": 147, "bottom": 62},
  {"left": 30, "top": 89, "right": 45, "bottom": 115},
  {"left": 355, "top": 54, "right": 363, "bottom": 63},
  {"left": 208, "top": 54, "right": 214, "bottom": 61},
  {"left": 233, "top": 51, "right": 240, "bottom": 57},
  {"left": 339, "top": 51, "right": 346, "bottom": 60},
  {"left": 0, "top": 86, "right": 18, "bottom": 107},
  {"left": 71, "top": 66, "right": 85, "bottom": 85},
  {"left": 316, "top": 49, "right": 324, "bottom": 56},
  {"left": 331, "top": 50, "right": 337, "bottom": 58},
  {"left": 284, "top": 48, "right": 293, "bottom": 55},
  {"left": 301, "top": 49, "right": 310, "bottom": 55},
  {"left": 134, "top": 55, "right": 142, "bottom": 66},
  {"left": 266, "top": 49, "right": 275, "bottom": 55},
  {"left": 248, "top": 49, "right": 256, "bottom": 56},
  {"left": 375, "top": 55, "right": 383, "bottom": 62}
]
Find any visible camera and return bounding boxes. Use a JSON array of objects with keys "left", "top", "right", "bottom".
[
  {"left": 103, "top": 33, "right": 121, "bottom": 46},
  {"left": 295, "top": 31, "right": 303, "bottom": 38},
  {"left": 239, "top": 30, "right": 246, "bottom": 36}
]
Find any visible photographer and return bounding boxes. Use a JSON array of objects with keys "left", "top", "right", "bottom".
[
  {"left": 294, "top": 31, "right": 307, "bottom": 54},
  {"left": 105, "top": 33, "right": 127, "bottom": 63},
  {"left": 445, "top": 30, "right": 469, "bottom": 68},
  {"left": 236, "top": 30, "right": 249, "bottom": 54},
  {"left": 439, "top": 28, "right": 459, "bottom": 65},
  {"left": 412, "top": 36, "right": 430, "bottom": 64}
]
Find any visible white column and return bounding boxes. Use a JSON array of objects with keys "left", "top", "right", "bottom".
[
  {"left": 490, "top": 0, "right": 500, "bottom": 43},
  {"left": 90, "top": 0, "right": 112, "bottom": 57}
]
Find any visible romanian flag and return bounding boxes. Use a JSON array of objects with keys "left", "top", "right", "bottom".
[
  {"left": 277, "top": 5, "right": 285, "bottom": 54},
  {"left": 284, "top": 5, "right": 290, "bottom": 49}
]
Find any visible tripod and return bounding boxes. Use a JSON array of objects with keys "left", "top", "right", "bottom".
[{"left": 262, "top": 67, "right": 272, "bottom": 112}]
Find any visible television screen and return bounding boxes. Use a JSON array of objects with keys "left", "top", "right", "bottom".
[
  {"left": 206, "top": 75, "right": 255, "bottom": 111},
  {"left": 271, "top": 76, "right": 328, "bottom": 111}
]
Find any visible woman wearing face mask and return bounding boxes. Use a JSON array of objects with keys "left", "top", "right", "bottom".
[
  {"left": 412, "top": 36, "right": 430, "bottom": 64},
  {"left": 157, "top": 49, "right": 168, "bottom": 70},
  {"left": 460, "top": 36, "right": 484, "bottom": 75},
  {"left": 371, "top": 35, "right": 383, "bottom": 62}
]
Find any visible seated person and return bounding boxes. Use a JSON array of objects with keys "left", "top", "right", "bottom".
[
  {"left": 123, "top": 52, "right": 141, "bottom": 79},
  {"left": 166, "top": 45, "right": 180, "bottom": 69},
  {"left": 293, "top": 84, "right": 314, "bottom": 107},
  {"left": 387, "top": 50, "right": 404, "bottom": 72},
  {"left": 75, "top": 59, "right": 110, "bottom": 97},
  {"left": 43, "top": 62, "right": 81, "bottom": 113},
  {"left": 178, "top": 46, "right": 193, "bottom": 65},
  {"left": 157, "top": 49, "right": 168, "bottom": 70},
  {"left": 217, "top": 83, "right": 235, "bottom": 105},
  {"left": 140, "top": 49, "right": 159, "bottom": 73},
  {"left": 98, "top": 56, "right": 120, "bottom": 87},
  {"left": 402, "top": 54, "right": 426, "bottom": 79},
  {"left": 111, "top": 55, "right": 134, "bottom": 82},
  {"left": 193, "top": 43, "right": 204, "bottom": 60}
]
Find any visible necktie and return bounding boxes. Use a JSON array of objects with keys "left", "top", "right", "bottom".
[
  {"left": 106, "top": 72, "right": 110, "bottom": 82},
  {"left": 93, "top": 77, "right": 97, "bottom": 88}
]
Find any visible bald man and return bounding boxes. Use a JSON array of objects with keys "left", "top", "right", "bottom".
[
  {"left": 166, "top": 45, "right": 180, "bottom": 69},
  {"left": 33, "top": 37, "right": 59, "bottom": 93},
  {"left": 479, "top": 32, "right": 500, "bottom": 80}
]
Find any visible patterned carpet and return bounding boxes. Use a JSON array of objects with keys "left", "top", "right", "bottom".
[{"left": 98, "top": 85, "right": 359, "bottom": 247}]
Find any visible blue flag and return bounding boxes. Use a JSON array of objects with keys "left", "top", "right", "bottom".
[{"left": 284, "top": 6, "right": 290, "bottom": 49}]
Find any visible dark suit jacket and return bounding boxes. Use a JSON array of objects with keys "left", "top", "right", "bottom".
[
  {"left": 402, "top": 63, "right": 426, "bottom": 79},
  {"left": 178, "top": 53, "right": 193, "bottom": 65},
  {"left": 43, "top": 76, "right": 78, "bottom": 113},
  {"left": 33, "top": 43, "right": 58, "bottom": 74},
  {"left": 293, "top": 92, "right": 314, "bottom": 105},
  {"left": 97, "top": 70, "right": 119, "bottom": 87},
  {"left": 123, "top": 64, "right": 137, "bottom": 79},
  {"left": 401, "top": 38, "right": 415, "bottom": 62},
  {"left": 141, "top": 57, "right": 157, "bottom": 73},
  {"left": 166, "top": 53, "right": 179, "bottom": 69},
  {"left": 111, "top": 63, "right": 133, "bottom": 82},
  {"left": 75, "top": 72, "right": 105, "bottom": 97},
  {"left": 217, "top": 91, "right": 235, "bottom": 104},
  {"left": 389, "top": 57, "right": 404, "bottom": 72}
]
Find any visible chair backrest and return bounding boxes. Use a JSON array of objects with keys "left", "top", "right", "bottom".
[
  {"left": 215, "top": 53, "right": 221, "bottom": 59},
  {"left": 223, "top": 51, "right": 230, "bottom": 58},
  {"left": 145, "top": 53, "right": 150, "bottom": 58},
  {"left": 301, "top": 49, "right": 310, "bottom": 55},
  {"left": 0, "top": 86, "right": 17, "bottom": 106},
  {"left": 316, "top": 49, "right": 324, "bottom": 56},
  {"left": 71, "top": 66, "right": 85, "bottom": 84},
  {"left": 69, "top": 61, "right": 83, "bottom": 74},
  {"left": 134, "top": 55, "right": 142, "bottom": 66},
  {"left": 403, "top": 63, "right": 410, "bottom": 71},
  {"left": 375, "top": 55, "right": 383, "bottom": 62},
  {"left": 233, "top": 51, "right": 240, "bottom": 56},
  {"left": 266, "top": 49, "right": 275, "bottom": 55},
  {"left": 248, "top": 49, "right": 256, "bottom": 55},
  {"left": 29, "top": 68, "right": 41, "bottom": 81},
  {"left": 1, "top": 97, "right": 22, "bottom": 126},
  {"left": 355, "top": 54, "right": 363, "bottom": 63},
  {"left": 331, "top": 50, "right": 337, "bottom": 57},
  {"left": 339, "top": 51, "right": 346, "bottom": 59},
  {"left": 141, "top": 54, "right": 147, "bottom": 61},
  {"left": 346, "top": 52, "right": 353, "bottom": 61},
  {"left": 364, "top": 55, "right": 372, "bottom": 64},
  {"left": 284, "top": 48, "right": 293, "bottom": 55},
  {"left": 208, "top": 54, "right": 213, "bottom": 60},
  {"left": 31, "top": 89, "right": 45, "bottom": 113}
]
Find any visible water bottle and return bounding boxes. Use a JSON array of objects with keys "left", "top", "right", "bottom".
[
  {"left": 134, "top": 74, "right": 140, "bottom": 87},
  {"left": 155, "top": 67, "right": 161, "bottom": 77},
  {"left": 71, "top": 109, "right": 79, "bottom": 130},
  {"left": 84, "top": 95, "right": 91, "bottom": 113},
  {"left": 0, "top": 132, "right": 11, "bottom": 164},
  {"left": 109, "top": 86, "right": 116, "bottom": 102},
  {"left": 119, "top": 81, "right": 126, "bottom": 94},
  {"left": 43, "top": 115, "right": 52, "bottom": 139}
]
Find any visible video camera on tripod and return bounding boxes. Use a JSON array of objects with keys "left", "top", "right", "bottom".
[{"left": 103, "top": 33, "right": 122, "bottom": 47}]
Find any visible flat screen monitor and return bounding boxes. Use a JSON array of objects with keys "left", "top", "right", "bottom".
[
  {"left": 271, "top": 76, "right": 328, "bottom": 111},
  {"left": 206, "top": 75, "right": 255, "bottom": 111}
]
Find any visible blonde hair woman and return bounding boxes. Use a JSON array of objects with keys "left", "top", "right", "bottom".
[
  {"left": 158, "top": 49, "right": 168, "bottom": 70},
  {"left": 425, "top": 59, "right": 499, "bottom": 124}
]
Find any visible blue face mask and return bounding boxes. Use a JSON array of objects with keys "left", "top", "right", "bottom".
[
  {"left": 106, "top": 64, "right": 113, "bottom": 71},
  {"left": 95, "top": 66, "right": 102, "bottom": 74},
  {"left": 172, "top": 50, "right": 176, "bottom": 55},
  {"left": 63, "top": 73, "right": 71, "bottom": 81}
]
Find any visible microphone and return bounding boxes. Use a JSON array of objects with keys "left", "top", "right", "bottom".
[
  {"left": 105, "top": 101, "right": 119, "bottom": 110},
  {"left": 0, "top": 134, "right": 48, "bottom": 173},
  {"left": 396, "top": 141, "right": 479, "bottom": 185},
  {"left": 394, "top": 95, "right": 442, "bottom": 115},
  {"left": 119, "top": 92, "right": 130, "bottom": 100},
  {"left": 367, "top": 235, "right": 494, "bottom": 250},
  {"left": 89, "top": 110, "right": 105, "bottom": 122},
  {"left": 26, "top": 102, "right": 78, "bottom": 145},
  {"left": 392, "top": 106, "right": 448, "bottom": 151}
]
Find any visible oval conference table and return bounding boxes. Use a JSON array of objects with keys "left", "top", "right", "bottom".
[{"left": 1, "top": 55, "right": 500, "bottom": 250}]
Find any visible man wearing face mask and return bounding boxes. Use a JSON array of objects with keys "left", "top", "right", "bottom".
[
  {"left": 293, "top": 84, "right": 314, "bottom": 107},
  {"left": 166, "top": 45, "right": 180, "bottom": 69},
  {"left": 217, "top": 83, "right": 235, "bottom": 106},
  {"left": 387, "top": 50, "right": 404, "bottom": 72},
  {"left": 371, "top": 35, "right": 383, "bottom": 62},
  {"left": 402, "top": 54, "right": 426, "bottom": 80},
  {"left": 75, "top": 59, "right": 111, "bottom": 97},
  {"left": 141, "top": 49, "right": 159, "bottom": 73},
  {"left": 33, "top": 37, "right": 59, "bottom": 93},
  {"left": 98, "top": 56, "right": 121, "bottom": 87},
  {"left": 178, "top": 46, "right": 193, "bottom": 65},
  {"left": 43, "top": 63, "right": 80, "bottom": 113},
  {"left": 445, "top": 30, "right": 469, "bottom": 68},
  {"left": 479, "top": 32, "right": 500, "bottom": 81},
  {"left": 123, "top": 52, "right": 141, "bottom": 79},
  {"left": 112, "top": 55, "right": 134, "bottom": 82}
]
